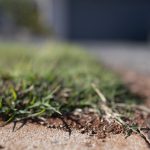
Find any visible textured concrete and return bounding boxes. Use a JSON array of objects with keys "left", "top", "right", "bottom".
[{"left": 0, "top": 123, "right": 149, "bottom": 150}]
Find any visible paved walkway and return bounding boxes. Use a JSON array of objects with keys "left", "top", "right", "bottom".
[
  {"left": 0, "top": 123, "right": 149, "bottom": 150},
  {"left": 84, "top": 42, "right": 150, "bottom": 74}
]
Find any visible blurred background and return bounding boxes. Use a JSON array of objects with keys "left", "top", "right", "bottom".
[
  {"left": 1, "top": 0, "right": 150, "bottom": 73},
  {"left": 0, "top": 0, "right": 150, "bottom": 41}
]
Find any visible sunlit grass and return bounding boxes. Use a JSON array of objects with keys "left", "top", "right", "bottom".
[{"left": 0, "top": 42, "right": 140, "bottom": 124}]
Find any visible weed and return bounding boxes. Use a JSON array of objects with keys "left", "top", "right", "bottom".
[{"left": 0, "top": 42, "right": 144, "bottom": 126}]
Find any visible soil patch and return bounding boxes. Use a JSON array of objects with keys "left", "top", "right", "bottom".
[
  {"left": 47, "top": 109, "right": 123, "bottom": 139},
  {"left": 29, "top": 107, "right": 149, "bottom": 143}
]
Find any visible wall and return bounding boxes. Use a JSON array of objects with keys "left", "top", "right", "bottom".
[{"left": 68, "top": 0, "right": 150, "bottom": 41}]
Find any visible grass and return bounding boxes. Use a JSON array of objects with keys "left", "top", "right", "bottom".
[{"left": 0, "top": 42, "right": 141, "bottom": 125}]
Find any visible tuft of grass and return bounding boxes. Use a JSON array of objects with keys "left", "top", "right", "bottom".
[{"left": 0, "top": 42, "right": 141, "bottom": 124}]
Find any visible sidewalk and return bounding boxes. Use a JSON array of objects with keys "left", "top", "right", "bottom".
[
  {"left": 85, "top": 42, "right": 150, "bottom": 74},
  {"left": 0, "top": 123, "right": 149, "bottom": 150}
]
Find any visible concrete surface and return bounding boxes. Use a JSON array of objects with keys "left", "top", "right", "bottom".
[
  {"left": 0, "top": 123, "right": 149, "bottom": 150},
  {"left": 84, "top": 42, "right": 150, "bottom": 74}
]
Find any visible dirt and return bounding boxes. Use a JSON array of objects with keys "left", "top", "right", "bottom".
[
  {"left": 0, "top": 123, "right": 149, "bottom": 150},
  {"left": 120, "top": 70, "right": 150, "bottom": 107},
  {"left": 47, "top": 109, "right": 123, "bottom": 139},
  {"left": 0, "top": 107, "right": 149, "bottom": 150}
]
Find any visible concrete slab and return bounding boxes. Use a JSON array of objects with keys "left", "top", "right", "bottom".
[{"left": 0, "top": 123, "right": 149, "bottom": 150}]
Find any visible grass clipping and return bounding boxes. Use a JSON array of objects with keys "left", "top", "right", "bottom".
[{"left": 0, "top": 43, "right": 149, "bottom": 143}]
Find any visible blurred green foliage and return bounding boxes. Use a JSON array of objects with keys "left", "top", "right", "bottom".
[
  {"left": 0, "top": 42, "right": 141, "bottom": 123},
  {"left": 0, "top": 0, "right": 50, "bottom": 35}
]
